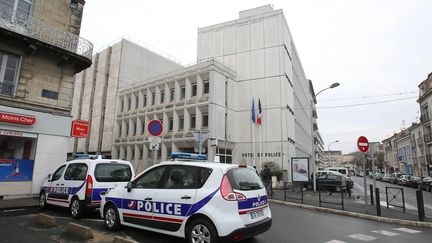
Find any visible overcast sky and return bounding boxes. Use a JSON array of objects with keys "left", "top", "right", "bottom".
[{"left": 80, "top": 0, "right": 432, "bottom": 154}]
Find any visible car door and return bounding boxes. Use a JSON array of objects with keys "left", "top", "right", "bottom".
[
  {"left": 45, "top": 164, "right": 68, "bottom": 207},
  {"left": 151, "top": 165, "right": 198, "bottom": 232},
  {"left": 119, "top": 165, "right": 168, "bottom": 229},
  {"left": 63, "top": 163, "right": 88, "bottom": 202}
]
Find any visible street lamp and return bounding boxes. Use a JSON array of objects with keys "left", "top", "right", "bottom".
[
  {"left": 328, "top": 140, "right": 339, "bottom": 151},
  {"left": 312, "top": 82, "right": 340, "bottom": 192}
]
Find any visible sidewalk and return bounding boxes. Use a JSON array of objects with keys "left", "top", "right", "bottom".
[
  {"left": 0, "top": 197, "right": 39, "bottom": 210},
  {"left": 270, "top": 188, "right": 432, "bottom": 223}
]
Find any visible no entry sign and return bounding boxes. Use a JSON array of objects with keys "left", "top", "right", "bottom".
[
  {"left": 147, "top": 119, "right": 163, "bottom": 136},
  {"left": 357, "top": 136, "right": 369, "bottom": 152}
]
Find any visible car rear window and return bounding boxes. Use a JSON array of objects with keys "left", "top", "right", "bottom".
[
  {"left": 227, "top": 168, "right": 263, "bottom": 191},
  {"left": 94, "top": 163, "right": 132, "bottom": 182}
]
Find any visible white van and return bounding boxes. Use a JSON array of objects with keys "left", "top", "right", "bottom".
[
  {"left": 39, "top": 156, "right": 134, "bottom": 218},
  {"left": 324, "top": 167, "right": 349, "bottom": 177}
]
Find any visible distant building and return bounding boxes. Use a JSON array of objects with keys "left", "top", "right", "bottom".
[
  {"left": 0, "top": 0, "right": 92, "bottom": 198},
  {"left": 322, "top": 150, "right": 343, "bottom": 168},
  {"left": 69, "top": 39, "right": 183, "bottom": 158},
  {"left": 418, "top": 72, "right": 432, "bottom": 176}
]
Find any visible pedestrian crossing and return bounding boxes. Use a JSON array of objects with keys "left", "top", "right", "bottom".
[{"left": 324, "top": 227, "right": 422, "bottom": 243}]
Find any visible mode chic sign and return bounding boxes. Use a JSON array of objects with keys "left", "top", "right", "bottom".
[{"left": 0, "top": 112, "right": 36, "bottom": 125}]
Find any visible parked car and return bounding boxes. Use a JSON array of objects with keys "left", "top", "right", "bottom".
[
  {"left": 397, "top": 175, "right": 411, "bottom": 186},
  {"left": 316, "top": 173, "right": 353, "bottom": 192},
  {"left": 391, "top": 173, "right": 405, "bottom": 184},
  {"left": 39, "top": 156, "right": 135, "bottom": 218},
  {"left": 419, "top": 176, "right": 432, "bottom": 191},
  {"left": 382, "top": 174, "right": 392, "bottom": 182},
  {"left": 408, "top": 176, "right": 423, "bottom": 188}
]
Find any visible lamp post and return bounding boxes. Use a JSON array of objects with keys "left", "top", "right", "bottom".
[{"left": 312, "top": 82, "right": 340, "bottom": 192}]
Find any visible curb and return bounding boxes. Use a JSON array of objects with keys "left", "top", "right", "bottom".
[
  {"left": 113, "top": 236, "right": 139, "bottom": 243},
  {"left": 65, "top": 222, "right": 94, "bottom": 240},
  {"left": 35, "top": 213, "right": 56, "bottom": 227},
  {"left": 270, "top": 199, "right": 432, "bottom": 228}
]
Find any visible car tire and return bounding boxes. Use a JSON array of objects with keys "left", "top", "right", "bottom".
[
  {"left": 39, "top": 191, "right": 47, "bottom": 209},
  {"left": 104, "top": 204, "right": 120, "bottom": 231},
  {"left": 70, "top": 197, "right": 84, "bottom": 218},
  {"left": 187, "top": 218, "right": 219, "bottom": 243}
]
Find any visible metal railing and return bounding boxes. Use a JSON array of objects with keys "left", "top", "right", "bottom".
[
  {"left": 0, "top": 82, "right": 14, "bottom": 96},
  {"left": 0, "top": 6, "right": 93, "bottom": 59}
]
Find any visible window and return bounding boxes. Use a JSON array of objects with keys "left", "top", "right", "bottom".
[
  {"left": 179, "top": 116, "right": 184, "bottom": 130},
  {"left": 162, "top": 166, "right": 197, "bottom": 189},
  {"left": 128, "top": 98, "right": 131, "bottom": 111},
  {"left": 41, "top": 89, "right": 58, "bottom": 100},
  {"left": 180, "top": 85, "right": 185, "bottom": 99},
  {"left": 151, "top": 92, "right": 155, "bottom": 105},
  {"left": 51, "top": 165, "right": 66, "bottom": 182},
  {"left": 143, "top": 95, "right": 147, "bottom": 107},
  {"left": 227, "top": 168, "right": 263, "bottom": 191},
  {"left": 170, "top": 88, "right": 175, "bottom": 102},
  {"left": 160, "top": 90, "right": 165, "bottom": 104},
  {"left": 0, "top": 0, "right": 31, "bottom": 25},
  {"left": 191, "top": 83, "right": 197, "bottom": 97},
  {"left": 132, "top": 166, "right": 166, "bottom": 189},
  {"left": 95, "top": 163, "right": 132, "bottom": 182},
  {"left": 138, "top": 148, "right": 143, "bottom": 159},
  {"left": 135, "top": 96, "right": 139, "bottom": 109},
  {"left": 0, "top": 53, "right": 19, "bottom": 96},
  {"left": 203, "top": 81, "right": 210, "bottom": 94},
  {"left": 190, "top": 115, "right": 196, "bottom": 129},
  {"left": 125, "top": 121, "right": 129, "bottom": 137},
  {"left": 118, "top": 123, "right": 122, "bottom": 137},
  {"left": 202, "top": 113, "right": 208, "bottom": 127},
  {"left": 64, "top": 163, "right": 88, "bottom": 181},
  {"left": 142, "top": 121, "right": 146, "bottom": 134},
  {"left": 169, "top": 118, "right": 174, "bottom": 131},
  {"left": 131, "top": 122, "right": 136, "bottom": 136}
]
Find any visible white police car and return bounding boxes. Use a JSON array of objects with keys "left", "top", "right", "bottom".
[
  {"left": 39, "top": 156, "right": 134, "bottom": 218},
  {"left": 100, "top": 153, "right": 272, "bottom": 243}
]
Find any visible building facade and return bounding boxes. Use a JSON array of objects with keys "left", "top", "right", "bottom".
[
  {"left": 69, "top": 38, "right": 182, "bottom": 157},
  {"left": 418, "top": 72, "right": 432, "bottom": 176},
  {"left": 322, "top": 150, "right": 343, "bottom": 168},
  {"left": 0, "top": 0, "right": 92, "bottom": 198}
]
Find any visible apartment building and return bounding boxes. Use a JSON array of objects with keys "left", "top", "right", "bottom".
[
  {"left": 0, "top": 0, "right": 92, "bottom": 198},
  {"left": 322, "top": 150, "right": 343, "bottom": 168},
  {"left": 418, "top": 72, "right": 432, "bottom": 176}
]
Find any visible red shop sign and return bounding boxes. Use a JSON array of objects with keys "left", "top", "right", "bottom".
[
  {"left": 0, "top": 112, "right": 36, "bottom": 125},
  {"left": 71, "top": 120, "right": 89, "bottom": 138}
]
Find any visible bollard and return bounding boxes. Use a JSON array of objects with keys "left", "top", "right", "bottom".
[
  {"left": 416, "top": 190, "right": 425, "bottom": 222},
  {"left": 370, "top": 184, "right": 374, "bottom": 205},
  {"left": 375, "top": 188, "right": 381, "bottom": 216}
]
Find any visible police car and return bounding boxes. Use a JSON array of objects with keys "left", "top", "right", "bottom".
[
  {"left": 39, "top": 156, "right": 134, "bottom": 218},
  {"left": 100, "top": 153, "right": 272, "bottom": 243}
]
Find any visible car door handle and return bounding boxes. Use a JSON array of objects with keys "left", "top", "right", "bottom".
[
  {"left": 60, "top": 184, "right": 64, "bottom": 186},
  {"left": 144, "top": 197, "right": 152, "bottom": 200},
  {"left": 181, "top": 195, "right": 191, "bottom": 199}
]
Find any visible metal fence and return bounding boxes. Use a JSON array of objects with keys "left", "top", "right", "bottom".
[
  {"left": 385, "top": 186, "right": 405, "bottom": 213},
  {"left": 0, "top": 6, "right": 93, "bottom": 59}
]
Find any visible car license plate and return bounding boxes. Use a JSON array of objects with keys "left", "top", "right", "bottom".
[{"left": 250, "top": 209, "right": 264, "bottom": 219}]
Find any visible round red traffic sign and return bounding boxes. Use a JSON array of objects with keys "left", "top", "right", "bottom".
[
  {"left": 357, "top": 136, "right": 369, "bottom": 152},
  {"left": 147, "top": 119, "right": 163, "bottom": 137}
]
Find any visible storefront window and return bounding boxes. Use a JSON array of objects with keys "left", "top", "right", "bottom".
[{"left": 0, "top": 135, "right": 36, "bottom": 181}]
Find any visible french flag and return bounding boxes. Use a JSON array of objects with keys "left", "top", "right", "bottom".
[
  {"left": 257, "top": 99, "right": 262, "bottom": 125},
  {"left": 251, "top": 98, "right": 256, "bottom": 124}
]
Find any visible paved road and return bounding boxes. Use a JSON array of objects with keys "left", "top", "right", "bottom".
[
  {"left": 2, "top": 203, "right": 432, "bottom": 243},
  {"left": 351, "top": 176, "right": 432, "bottom": 217}
]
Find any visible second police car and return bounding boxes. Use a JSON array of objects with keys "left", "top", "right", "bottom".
[
  {"left": 40, "top": 156, "right": 134, "bottom": 218},
  {"left": 100, "top": 153, "right": 272, "bottom": 243}
]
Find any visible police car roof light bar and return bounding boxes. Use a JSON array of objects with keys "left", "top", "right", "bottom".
[{"left": 171, "top": 152, "right": 208, "bottom": 161}]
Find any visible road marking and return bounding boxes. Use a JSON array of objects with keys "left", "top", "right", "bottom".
[
  {"left": 2, "top": 209, "right": 25, "bottom": 213},
  {"left": 393, "top": 227, "right": 421, "bottom": 233},
  {"left": 348, "top": 234, "right": 377, "bottom": 241},
  {"left": 325, "top": 240, "right": 347, "bottom": 243},
  {"left": 371, "top": 230, "right": 400, "bottom": 236}
]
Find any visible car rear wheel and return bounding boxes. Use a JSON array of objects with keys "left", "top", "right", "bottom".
[
  {"left": 70, "top": 197, "right": 84, "bottom": 218},
  {"left": 104, "top": 204, "right": 120, "bottom": 231},
  {"left": 39, "top": 192, "right": 47, "bottom": 209},
  {"left": 187, "top": 218, "right": 219, "bottom": 243}
]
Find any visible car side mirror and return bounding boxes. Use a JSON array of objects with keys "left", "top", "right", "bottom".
[
  {"left": 47, "top": 174, "right": 52, "bottom": 182},
  {"left": 127, "top": 181, "right": 132, "bottom": 192}
]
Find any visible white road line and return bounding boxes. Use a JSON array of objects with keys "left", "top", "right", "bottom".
[
  {"left": 393, "top": 227, "right": 421, "bottom": 233},
  {"left": 371, "top": 230, "right": 400, "bottom": 236},
  {"left": 348, "top": 234, "right": 377, "bottom": 241},
  {"left": 2, "top": 209, "right": 25, "bottom": 213},
  {"left": 325, "top": 240, "right": 347, "bottom": 243}
]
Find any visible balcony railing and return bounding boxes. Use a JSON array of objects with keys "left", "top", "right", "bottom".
[
  {"left": 0, "top": 6, "right": 92, "bottom": 59},
  {"left": 0, "top": 82, "right": 14, "bottom": 96}
]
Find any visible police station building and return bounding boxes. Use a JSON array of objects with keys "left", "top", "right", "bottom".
[{"left": 113, "top": 5, "right": 317, "bottom": 181}]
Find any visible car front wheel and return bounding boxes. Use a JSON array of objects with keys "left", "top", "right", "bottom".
[
  {"left": 187, "top": 218, "right": 219, "bottom": 243},
  {"left": 104, "top": 204, "right": 120, "bottom": 231}
]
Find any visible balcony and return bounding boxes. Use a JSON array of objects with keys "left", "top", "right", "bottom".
[{"left": 0, "top": 5, "right": 92, "bottom": 65}]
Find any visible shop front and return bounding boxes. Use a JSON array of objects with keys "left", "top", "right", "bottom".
[{"left": 0, "top": 106, "right": 71, "bottom": 199}]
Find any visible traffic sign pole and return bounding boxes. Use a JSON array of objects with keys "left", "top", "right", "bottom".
[
  {"left": 357, "top": 136, "right": 369, "bottom": 213},
  {"left": 147, "top": 120, "right": 163, "bottom": 166}
]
